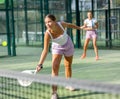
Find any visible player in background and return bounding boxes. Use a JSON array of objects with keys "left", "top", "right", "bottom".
[{"left": 80, "top": 11, "right": 99, "bottom": 60}]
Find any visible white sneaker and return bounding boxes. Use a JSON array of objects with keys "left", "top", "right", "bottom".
[
  {"left": 51, "top": 93, "right": 59, "bottom": 99},
  {"left": 65, "top": 86, "right": 76, "bottom": 91}
]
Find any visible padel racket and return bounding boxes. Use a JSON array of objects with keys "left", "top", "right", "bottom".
[{"left": 18, "top": 69, "right": 37, "bottom": 87}]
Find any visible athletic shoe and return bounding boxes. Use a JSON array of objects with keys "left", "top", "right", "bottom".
[
  {"left": 51, "top": 93, "right": 59, "bottom": 99},
  {"left": 95, "top": 56, "right": 99, "bottom": 60},
  {"left": 65, "top": 86, "right": 76, "bottom": 91},
  {"left": 80, "top": 54, "right": 86, "bottom": 59}
]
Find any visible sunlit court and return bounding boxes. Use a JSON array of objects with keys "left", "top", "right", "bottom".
[{"left": 0, "top": 47, "right": 120, "bottom": 99}]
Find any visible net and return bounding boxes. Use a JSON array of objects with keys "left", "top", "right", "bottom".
[{"left": 0, "top": 69, "right": 120, "bottom": 99}]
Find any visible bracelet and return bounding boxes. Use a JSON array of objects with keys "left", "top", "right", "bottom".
[{"left": 37, "top": 64, "right": 43, "bottom": 68}]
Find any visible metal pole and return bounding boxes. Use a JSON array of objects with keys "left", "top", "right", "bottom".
[
  {"left": 10, "top": 0, "right": 16, "bottom": 56},
  {"left": 5, "top": 0, "right": 11, "bottom": 56},
  {"left": 75, "top": 0, "right": 81, "bottom": 48},
  {"left": 65, "top": 0, "right": 73, "bottom": 40},
  {"left": 44, "top": 0, "right": 49, "bottom": 15},
  {"left": 24, "top": 0, "right": 29, "bottom": 45},
  {"left": 108, "top": 0, "right": 112, "bottom": 48},
  {"left": 91, "top": 0, "right": 94, "bottom": 14},
  {"left": 105, "top": 10, "right": 109, "bottom": 47},
  {"left": 40, "top": 0, "right": 44, "bottom": 48}
]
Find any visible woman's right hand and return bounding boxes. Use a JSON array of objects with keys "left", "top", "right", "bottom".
[{"left": 36, "top": 64, "right": 43, "bottom": 72}]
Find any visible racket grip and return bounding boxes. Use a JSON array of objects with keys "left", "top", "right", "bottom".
[{"left": 37, "top": 64, "right": 43, "bottom": 69}]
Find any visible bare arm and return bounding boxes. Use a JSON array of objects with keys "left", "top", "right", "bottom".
[
  {"left": 36, "top": 32, "right": 50, "bottom": 71},
  {"left": 61, "top": 21, "right": 81, "bottom": 30},
  {"left": 93, "top": 22, "right": 98, "bottom": 29},
  {"left": 80, "top": 24, "right": 86, "bottom": 29}
]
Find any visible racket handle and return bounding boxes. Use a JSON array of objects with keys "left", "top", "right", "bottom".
[{"left": 37, "top": 64, "right": 43, "bottom": 69}]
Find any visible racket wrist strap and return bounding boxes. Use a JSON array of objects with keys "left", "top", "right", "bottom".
[{"left": 37, "top": 64, "right": 43, "bottom": 68}]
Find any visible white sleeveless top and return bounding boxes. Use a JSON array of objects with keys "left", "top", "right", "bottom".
[
  {"left": 84, "top": 18, "right": 97, "bottom": 28},
  {"left": 47, "top": 22, "right": 68, "bottom": 45}
]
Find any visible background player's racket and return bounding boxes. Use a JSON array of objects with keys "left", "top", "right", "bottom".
[{"left": 18, "top": 69, "right": 37, "bottom": 87}]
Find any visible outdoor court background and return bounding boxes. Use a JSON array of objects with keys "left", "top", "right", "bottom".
[{"left": 0, "top": 46, "right": 120, "bottom": 84}]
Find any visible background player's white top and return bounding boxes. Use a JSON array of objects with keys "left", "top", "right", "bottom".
[{"left": 84, "top": 18, "right": 97, "bottom": 28}]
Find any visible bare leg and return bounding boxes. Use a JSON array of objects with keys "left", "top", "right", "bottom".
[
  {"left": 52, "top": 54, "right": 62, "bottom": 94},
  {"left": 64, "top": 55, "right": 73, "bottom": 78},
  {"left": 92, "top": 37, "right": 99, "bottom": 60},
  {"left": 64, "top": 55, "right": 75, "bottom": 91},
  {"left": 81, "top": 38, "right": 90, "bottom": 59}
]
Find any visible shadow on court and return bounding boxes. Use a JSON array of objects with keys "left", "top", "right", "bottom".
[{"left": 59, "top": 92, "right": 105, "bottom": 99}]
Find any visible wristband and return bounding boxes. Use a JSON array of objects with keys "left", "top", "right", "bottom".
[{"left": 37, "top": 64, "right": 43, "bottom": 68}]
